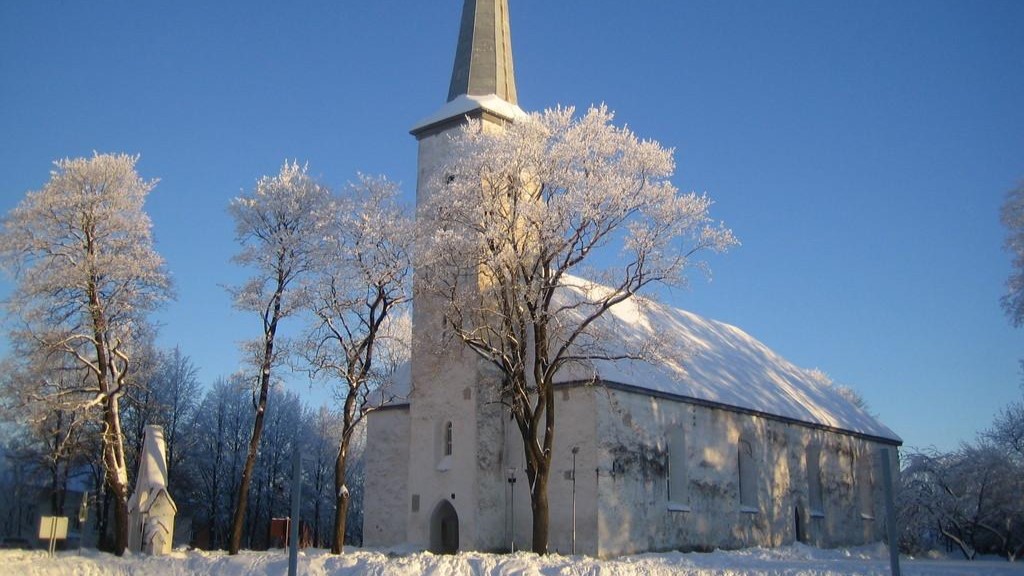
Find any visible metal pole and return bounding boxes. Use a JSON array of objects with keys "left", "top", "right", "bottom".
[
  {"left": 288, "top": 448, "right": 301, "bottom": 576},
  {"left": 571, "top": 446, "right": 578, "bottom": 555},
  {"left": 78, "top": 492, "right": 88, "bottom": 555},
  {"left": 49, "top": 517, "right": 57, "bottom": 557},
  {"left": 880, "top": 448, "right": 901, "bottom": 576},
  {"left": 507, "top": 467, "right": 516, "bottom": 553}
]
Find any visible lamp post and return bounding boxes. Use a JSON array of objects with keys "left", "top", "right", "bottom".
[
  {"left": 571, "top": 446, "right": 578, "bottom": 555},
  {"left": 507, "top": 466, "right": 517, "bottom": 553},
  {"left": 288, "top": 447, "right": 302, "bottom": 576}
]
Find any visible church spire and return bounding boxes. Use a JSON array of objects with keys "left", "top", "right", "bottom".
[{"left": 447, "top": 0, "right": 517, "bottom": 105}]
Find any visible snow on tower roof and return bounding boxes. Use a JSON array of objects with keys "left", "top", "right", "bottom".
[
  {"left": 383, "top": 278, "right": 900, "bottom": 444},
  {"left": 410, "top": 93, "right": 528, "bottom": 136},
  {"left": 127, "top": 425, "right": 177, "bottom": 514}
]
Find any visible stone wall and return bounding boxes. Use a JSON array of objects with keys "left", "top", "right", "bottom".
[
  {"left": 591, "top": 386, "right": 898, "bottom": 557},
  {"left": 362, "top": 406, "right": 410, "bottom": 547}
]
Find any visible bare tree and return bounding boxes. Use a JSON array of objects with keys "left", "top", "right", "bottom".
[
  {"left": 900, "top": 393, "right": 1024, "bottom": 562},
  {"left": 305, "top": 406, "right": 341, "bottom": 548},
  {"left": 0, "top": 352, "right": 97, "bottom": 526},
  {"left": 986, "top": 395, "right": 1024, "bottom": 461},
  {"left": 901, "top": 444, "right": 1024, "bottom": 561},
  {"left": 154, "top": 346, "right": 202, "bottom": 486},
  {"left": 0, "top": 153, "right": 171, "bottom": 554},
  {"left": 120, "top": 332, "right": 162, "bottom": 485},
  {"left": 983, "top": 393, "right": 1024, "bottom": 560},
  {"left": 226, "top": 161, "right": 329, "bottom": 554},
  {"left": 191, "top": 375, "right": 253, "bottom": 550},
  {"left": 419, "top": 106, "right": 736, "bottom": 553},
  {"left": 303, "top": 175, "right": 412, "bottom": 553},
  {"left": 119, "top": 343, "right": 201, "bottom": 523}
]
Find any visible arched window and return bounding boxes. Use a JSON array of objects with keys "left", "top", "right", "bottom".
[
  {"left": 738, "top": 436, "right": 758, "bottom": 512},
  {"left": 857, "top": 452, "right": 874, "bottom": 519},
  {"left": 806, "top": 443, "right": 824, "bottom": 515},
  {"left": 667, "top": 427, "right": 687, "bottom": 508}
]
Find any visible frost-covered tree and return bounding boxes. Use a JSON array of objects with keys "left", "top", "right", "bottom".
[
  {"left": 803, "top": 368, "right": 874, "bottom": 415},
  {"left": 302, "top": 175, "right": 411, "bottom": 553},
  {"left": 419, "top": 106, "right": 737, "bottom": 553},
  {"left": 246, "top": 387, "right": 305, "bottom": 549},
  {"left": 986, "top": 394, "right": 1024, "bottom": 461},
  {"left": 982, "top": 393, "right": 1024, "bottom": 561},
  {"left": 0, "top": 353, "right": 96, "bottom": 519},
  {"left": 305, "top": 406, "right": 342, "bottom": 547},
  {"left": 226, "top": 161, "right": 330, "bottom": 554},
  {"left": 901, "top": 444, "right": 1024, "bottom": 561},
  {"left": 190, "top": 375, "right": 254, "bottom": 550},
  {"left": 0, "top": 153, "right": 171, "bottom": 554},
  {"left": 120, "top": 332, "right": 162, "bottom": 485},
  {"left": 147, "top": 346, "right": 202, "bottom": 487},
  {"left": 119, "top": 344, "right": 201, "bottom": 523},
  {"left": 900, "top": 392, "right": 1024, "bottom": 561},
  {"left": 1001, "top": 183, "right": 1024, "bottom": 327}
]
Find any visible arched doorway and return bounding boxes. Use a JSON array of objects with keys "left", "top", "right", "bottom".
[{"left": 429, "top": 500, "right": 459, "bottom": 554}]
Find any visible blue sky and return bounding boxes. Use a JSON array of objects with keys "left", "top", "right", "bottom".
[{"left": 1, "top": 1, "right": 1022, "bottom": 452}]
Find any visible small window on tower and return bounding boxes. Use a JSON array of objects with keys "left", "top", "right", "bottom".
[{"left": 436, "top": 420, "right": 454, "bottom": 471}]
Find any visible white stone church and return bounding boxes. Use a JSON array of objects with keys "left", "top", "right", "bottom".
[{"left": 362, "top": 0, "right": 901, "bottom": 557}]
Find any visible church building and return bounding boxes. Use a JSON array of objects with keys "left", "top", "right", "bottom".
[{"left": 362, "top": 0, "right": 902, "bottom": 557}]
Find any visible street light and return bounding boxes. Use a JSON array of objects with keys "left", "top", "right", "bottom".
[
  {"left": 288, "top": 447, "right": 302, "bottom": 576},
  {"left": 571, "top": 446, "right": 579, "bottom": 555},
  {"left": 507, "top": 466, "right": 517, "bottom": 553}
]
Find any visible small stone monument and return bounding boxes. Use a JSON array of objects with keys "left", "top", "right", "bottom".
[{"left": 127, "top": 425, "right": 177, "bottom": 555}]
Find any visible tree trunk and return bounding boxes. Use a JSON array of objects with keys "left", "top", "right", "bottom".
[
  {"left": 85, "top": 269, "right": 132, "bottom": 555},
  {"left": 313, "top": 495, "right": 321, "bottom": 548},
  {"left": 530, "top": 465, "right": 550, "bottom": 554},
  {"left": 229, "top": 263, "right": 286, "bottom": 554},
  {"left": 49, "top": 411, "right": 64, "bottom": 515},
  {"left": 110, "top": 482, "right": 129, "bottom": 555},
  {"left": 331, "top": 439, "right": 351, "bottom": 553},
  {"left": 228, "top": 377, "right": 270, "bottom": 554},
  {"left": 102, "top": 395, "right": 130, "bottom": 555}
]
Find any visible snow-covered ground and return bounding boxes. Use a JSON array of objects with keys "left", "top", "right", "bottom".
[{"left": 3, "top": 543, "right": 1022, "bottom": 576}]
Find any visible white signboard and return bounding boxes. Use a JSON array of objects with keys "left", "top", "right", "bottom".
[
  {"left": 39, "top": 516, "right": 69, "bottom": 556},
  {"left": 38, "top": 516, "right": 69, "bottom": 540}
]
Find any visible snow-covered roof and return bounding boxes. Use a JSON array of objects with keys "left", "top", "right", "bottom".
[
  {"left": 410, "top": 94, "right": 528, "bottom": 135},
  {"left": 554, "top": 280, "right": 901, "bottom": 443},
  {"left": 382, "top": 280, "right": 900, "bottom": 444},
  {"left": 127, "top": 425, "right": 178, "bottom": 514}
]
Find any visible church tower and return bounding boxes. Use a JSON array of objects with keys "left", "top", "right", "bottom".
[
  {"left": 405, "top": 0, "right": 526, "bottom": 553},
  {"left": 364, "top": 1, "right": 904, "bottom": 557}
]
